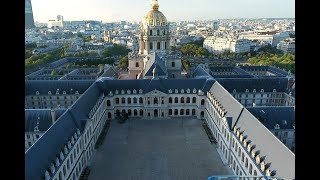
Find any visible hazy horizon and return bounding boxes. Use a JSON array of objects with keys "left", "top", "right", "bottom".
[{"left": 31, "top": 0, "right": 295, "bottom": 23}]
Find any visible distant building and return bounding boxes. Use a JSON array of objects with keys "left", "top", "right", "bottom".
[
  {"left": 47, "top": 20, "right": 64, "bottom": 29},
  {"left": 238, "top": 31, "right": 274, "bottom": 45},
  {"left": 57, "top": 15, "right": 64, "bottom": 22},
  {"left": 277, "top": 38, "right": 295, "bottom": 54},
  {"left": 213, "top": 20, "right": 219, "bottom": 30},
  {"left": 25, "top": 0, "right": 35, "bottom": 29},
  {"left": 230, "top": 39, "right": 251, "bottom": 53},
  {"left": 272, "top": 32, "right": 290, "bottom": 47},
  {"left": 203, "top": 37, "right": 251, "bottom": 54}
]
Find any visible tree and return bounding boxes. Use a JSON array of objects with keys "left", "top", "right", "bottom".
[
  {"left": 51, "top": 70, "right": 58, "bottom": 75},
  {"left": 118, "top": 55, "right": 128, "bottom": 69},
  {"left": 103, "top": 44, "right": 131, "bottom": 57},
  {"left": 182, "top": 58, "right": 191, "bottom": 71},
  {"left": 105, "top": 58, "right": 115, "bottom": 65},
  {"left": 195, "top": 47, "right": 209, "bottom": 57}
]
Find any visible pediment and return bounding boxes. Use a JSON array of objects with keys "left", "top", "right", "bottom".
[{"left": 145, "top": 89, "right": 167, "bottom": 96}]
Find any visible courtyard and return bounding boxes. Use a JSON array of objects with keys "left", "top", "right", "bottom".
[{"left": 88, "top": 118, "right": 231, "bottom": 180}]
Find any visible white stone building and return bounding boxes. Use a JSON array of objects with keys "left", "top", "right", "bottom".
[
  {"left": 203, "top": 37, "right": 251, "bottom": 54},
  {"left": 25, "top": 77, "right": 295, "bottom": 180},
  {"left": 277, "top": 38, "right": 295, "bottom": 54}
]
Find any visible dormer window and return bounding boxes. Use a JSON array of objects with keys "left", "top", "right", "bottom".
[
  {"left": 274, "top": 124, "right": 280, "bottom": 130},
  {"left": 245, "top": 89, "right": 249, "bottom": 93},
  {"left": 168, "top": 89, "right": 172, "bottom": 93},
  {"left": 251, "top": 149, "right": 256, "bottom": 158},
  {"left": 181, "top": 89, "right": 184, "bottom": 93},
  {"left": 75, "top": 91, "right": 79, "bottom": 95},
  {"left": 121, "top": 90, "right": 125, "bottom": 94},
  {"left": 139, "top": 89, "right": 143, "bottom": 94},
  {"left": 255, "top": 154, "right": 261, "bottom": 164},
  {"left": 127, "top": 90, "right": 131, "bottom": 94},
  {"left": 253, "top": 89, "right": 256, "bottom": 93},
  {"left": 63, "top": 91, "right": 66, "bottom": 95},
  {"left": 273, "top": 89, "right": 276, "bottom": 92},
  {"left": 187, "top": 88, "right": 190, "bottom": 93},
  {"left": 115, "top": 90, "right": 119, "bottom": 94},
  {"left": 175, "top": 89, "right": 178, "bottom": 93},
  {"left": 265, "top": 168, "right": 271, "bottom": 176},
  {"left": 133, "top": 89, "right": 137, "bottom": 94},
  {"left": 48, "top": 91, "right": 52, "bottom": 95},
  {"left": 247, "top": 144, "right": 251, "bottom": 152},
  {"left": 233, "top": 89, "right": 236, "bottom": 93},
  {"left": 193, "top": 88, "right": 197, "bottom": 93},
  {"left": 109, "top": 91, "right": 113, "bottom": 96},
  {"left": 240, "top": 134, "right": 243, "bottom": 142},
  {"left": 36, "top": 91, "right": 40, "bottom": 95},
  {"left": 261, "top": 89, "right": 264, "bottom": 93},
  {"left": 260, "top": 161, "right": 265, "bottom": 171}
]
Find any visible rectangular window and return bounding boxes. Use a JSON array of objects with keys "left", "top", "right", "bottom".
[
  {"left": 164, "top": 42, "right": 167, "bottom": 49},
  {"left": 157, "top": 42, "right": 161, "bottom": 50},
  {"left": 150, "top": 42, "right": 153, "bottom": 50},
  {"left": 283, "top": 139, "right": 286, "bottom": 144}
]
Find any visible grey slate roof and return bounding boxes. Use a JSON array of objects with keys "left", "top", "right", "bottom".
[
  {"left": 25, "top": 109, "right": 67, "bottom": 132},
  {"left": 97, "top": 78, "right": 215, "bottom": 95},
  {"left": 235, "top": 108, "right": 295, "bottom": 180},
  {"left": 68, "top": 83, "right": 103, "bottom": 128},
  {"left": 25, "top": 80, "right": 94, "bottom": 95},
  {"left": 215, "top": 77, "right": 289, "bottom": 93},
  {"left": 25, "top": 111, "right": 79, "bottom": 180},
  {"left": 246, "top": 106, "right": 295, "bottom": 129},
  {"left": 25, "top": 83, "right": 101, "bottom": 180},
  {"left": 191, "top": 65, "right": 211, "bottom": 78},
  {"left": 239, "top": 66, "right": 289, "bottom": 77},
  {"left": 209, "top": 82, "right": 295, "bottom": 179},
  {"left": 143, "top": 53, "right": 167, "bottom": 77},
  {"left": 209, "top": 66, "right": 253, "bottom": 78},
  {"left": 100, "top": 65, "right": 117, "bottom": 78},
  {"left": 208, "top": 82, "right": 244, "bottom": 128}
]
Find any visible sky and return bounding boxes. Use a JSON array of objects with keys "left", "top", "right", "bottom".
[{"left": 30, "top": 0, "right": 295, "bottom": 23}]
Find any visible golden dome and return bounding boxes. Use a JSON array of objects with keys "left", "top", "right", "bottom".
[{"left": 143, "top": 0, "right": 167, "bottom": 26}]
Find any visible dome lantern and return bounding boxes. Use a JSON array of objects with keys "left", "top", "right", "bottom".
[{"left": 151, "top": 0, "right": 159, "bottom": 10}]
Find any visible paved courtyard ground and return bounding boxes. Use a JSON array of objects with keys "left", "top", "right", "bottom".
[{"left": 88, "top": 118, "right": 231, "bottom": 180}]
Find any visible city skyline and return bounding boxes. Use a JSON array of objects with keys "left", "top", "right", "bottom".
[{"left": 32, "top": 0, "right": 295, "bottom": 23}]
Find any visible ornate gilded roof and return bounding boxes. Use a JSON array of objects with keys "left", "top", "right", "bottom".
[{"left": 143, "top": 0, "right": 167, "bottom": 27}]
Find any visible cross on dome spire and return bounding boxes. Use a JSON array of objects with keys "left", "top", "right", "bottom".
[{"left": 151, "top": 0, "right": 159, "bottom": 10}]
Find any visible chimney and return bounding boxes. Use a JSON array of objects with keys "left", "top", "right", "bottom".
[{"left": 51, "top": 109, "right": 56, "bottom": 124}]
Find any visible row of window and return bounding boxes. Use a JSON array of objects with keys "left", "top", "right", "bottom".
[
  {"left": 29, "top": 96, "right": 79, "bottom": 100},
  {"left": 112, "top": 97, "right": 205, "bottom": 105},
  {"left": 26, "top": 134, "right": 40, "bottom": 140},
  {"left": 149, "top": 29, "right": 166, "bottom": 36},
  {"left": 30, "top": 101, "right": 74, "bottom": 105},
  {"left": 149, "top": 41, "right": 167, "bottom": 50}
]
